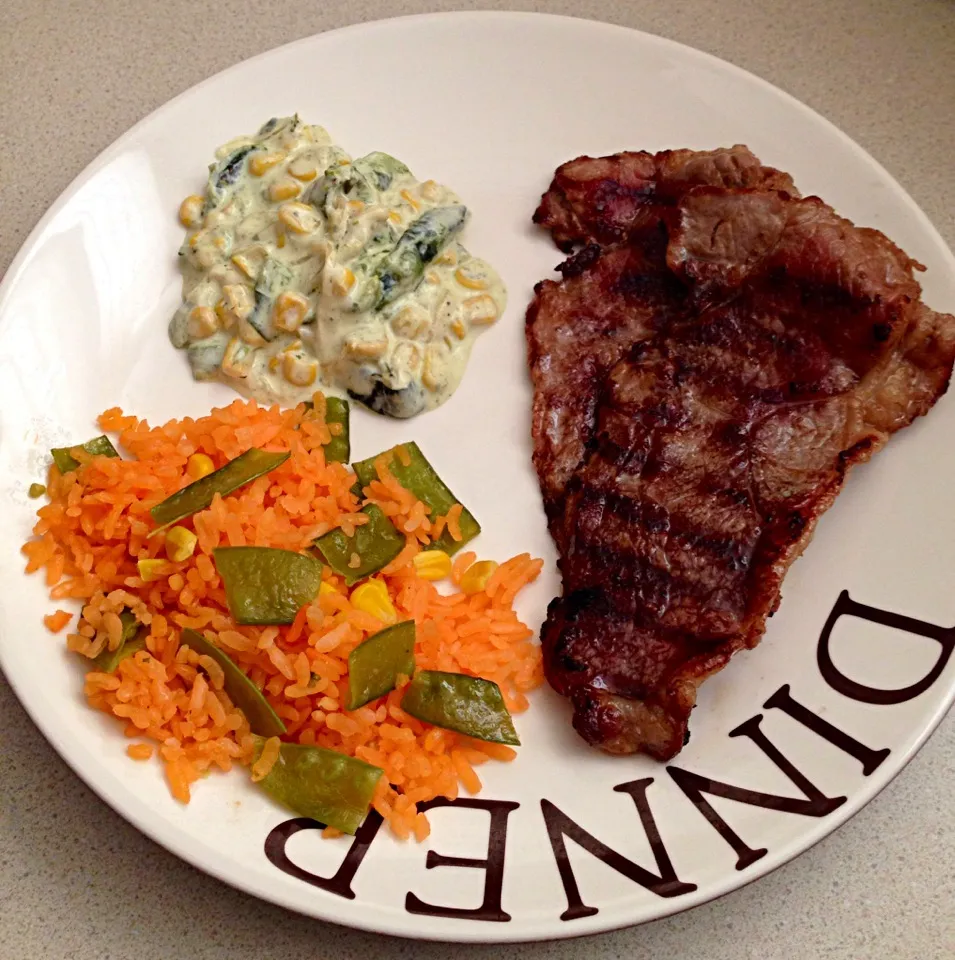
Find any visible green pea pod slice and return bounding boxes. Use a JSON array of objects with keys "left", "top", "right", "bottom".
[
  {"left": 251, "top": 737, "right": 382, "bottom": 835},
  {"left": 51, "top": 435, "right": 120, "bottom": 474},
  {"left": 352, "top": 442, "right": 479, "bottom": 554},
  {"left": 323, "top": 397, "right": 350, "bottom": 464},
  {"left": 400, "top": 670, "right": 520, "bottom": 745},
  {"left": 313, "top": 503, "right": 404, "bottom": 586},
  {"left": 213, "top": 547, "right": 322, "bottom": 625},
  {"left": 303, "top": 397, "right": 350, "bottom": 463},
  {"left": 92, "top": 610, "right": 146, "bottom": 673},
  {"left": 149, "top": 447, "right": 289, "bottom": 534},
  {"left": 347, "top": 620, "right": 416, "bottom": 710},
  {"left": 180, "top": 628, "right": 286, "bottom": 737}
]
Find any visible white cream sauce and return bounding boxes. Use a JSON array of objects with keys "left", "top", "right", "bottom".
[{"left": 169, "top": 116, "right": 506, "bottom": 417}]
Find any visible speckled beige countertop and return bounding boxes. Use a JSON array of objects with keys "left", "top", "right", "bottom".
[{"left": 1, "top": 1, "right": 953, "bottom": 957}]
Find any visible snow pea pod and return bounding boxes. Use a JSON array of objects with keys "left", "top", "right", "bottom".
[
  {"left": 149, "top": 447, "right": 289, "bottom": 534},
  {"left": 347, "top": 620, "right": 416, "bottom": 710},
  {"left": 323, "top": 397, "right": 350, "bottom": 464},
  {"left": 51, "top": 435, "right": 120, "bottom": 474},
  {"left": 303, "top": 397, "right": 350, "bottom": 463},
  {"left": 401, "top": 670, "right": 520, "bottom": 745},
  {"left": 180, "top": 628, "right": 286, "bottom": 737},
  {"left": 313, "top": 503, "right": 404, "bottom": 586},
  {"left": 92, "top": 611, "right": 146, "bottom": 673},
  {"left": 251, "top": 736, "right": 382, "bottom": 835},
  {"left": 352, "top": 442, "right": 479, "bottom": 554},
  {"left": 213, "top": 547, "right": 322, "bottom": 625}
]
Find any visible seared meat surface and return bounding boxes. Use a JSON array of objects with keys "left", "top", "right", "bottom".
[{"left": 527, "top": 148, "right": 955, "bottom": 759}]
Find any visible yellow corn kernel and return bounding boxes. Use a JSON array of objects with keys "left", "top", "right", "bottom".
[
  {"left": 419, "top": 179, "right": 441, "bottom": 202},
  {"left": 400, "top": 189, "right": 420, "bottom": 211},
  {"left": 413, "top": 550, "right": 452, "bottom": 581},
  {"left": 329, "top": 267, "right": 356, "bottom": 298},
  {"left": 422, "top": 345, "right": 444, "bottom": 391},
  {"left": 221, "top": 338, "right": 253, "bottom": 379},
  {"left": 238, "top": 319, "right": 266, "bottom": 346},
  {"left": 344, "top": 336, "right": 388, "bottom": 359},
  {"left": 347, "top": 200, "right": 366, "bottom": 214},
  {"left": 319, "top": 581, "right": 339, "bottom": 597},
  {"left": 288, "top": 157, "right": 319, "bottom": 181},
  {"left": 282, "top": 351, "right": 318, "bottom": 387},
  {"left": 392, "top": 341, "right": 421, "bottom": 374},
  {"left": 178, "top": 194, "right": 204, "bottom": 227},
  {"left": 454, "top": 265, "right": 489, "bottom": 290},
  {"left": 268, "top": 179, "right": 301, "bottom": 202},
  {"left": 215, "top": 299, "right": 236, "bottom": 330},
  {"left": 213, "top": 235, "right": 229, "bottom": 251},
  {"left": 278, "top": 201, "right": 320, "bottom": 235},
  {"left": 187, "top": 230, "right": 203, "bottom": 248},
  {"left": 164, "top": 526, "right": 198, "bottom": 562},
  {"left": 425, "top": 270, "right": 441, "bottom": 285},
  {"left": 222, "top": 283, "right": 254, "bottom": 321},
  {"left": 460, "top": 560, "right": 499, "bottom": 596},
  {"left": 388, "top": 210, "right": 402, "bottom": 224},
  {"left": 138, "top": 559, "right": 170, "bottom": 582},
  {"left": 434, "top": 248, "right": 458, "bottom": 266},
  {"left": 462, "top": 294, "right": 498, "bottom": 326},
  {"left": 186, "top": 306, "right": 217, "bottom": 340},
  {"left": 249, "top": 152, "right": 286, "bottom": 176},
  {"left": 272, "top": 291, "right": 310, "bottom": 333},
  {"left": 350, "top": 580, "right": 397, "bottom": 623},
  {"left": 276, "top": 231, "right": 287, "bottom": 249},
  {"left": 231, "top": 248, "right": 264, "bottom": 279},
  {"left": 186, "top": 453, "right": 215, "bottom": 480},
  {"left": 450, "top": 317, "right": 467, "bottom": 340},
  {"left": 390, "top": 305, "right": 430, "bottom": 339},
  {"left": 268, "top": 355, "right": 280, "bottom": 372}
]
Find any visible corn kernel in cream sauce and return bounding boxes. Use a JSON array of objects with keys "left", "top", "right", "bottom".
[{"left": 169, "top": 116, "right": 506, "bottom": 418}]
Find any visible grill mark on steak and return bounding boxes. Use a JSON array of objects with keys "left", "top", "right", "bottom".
[{"left": 527, "top": 146, "right": 955, "bottom": 759}]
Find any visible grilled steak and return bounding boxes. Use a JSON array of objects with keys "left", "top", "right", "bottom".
[{"left": 527, "top": 148, "right": 955, "bottom": 759}]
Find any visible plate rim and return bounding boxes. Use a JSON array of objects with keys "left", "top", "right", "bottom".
[{"left": 1, "top": 10, "right": 954, "bottom": 943}]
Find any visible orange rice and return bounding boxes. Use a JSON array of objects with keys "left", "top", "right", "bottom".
[{"left": 21, "top": 395, "right": 543, "bottom": 839}]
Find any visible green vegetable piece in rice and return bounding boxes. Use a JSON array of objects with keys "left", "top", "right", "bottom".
[
  {"left": 303, "top": 396, "right": 350, "bottom": 463},
  {"left": 351, "top": 441, "right": 479, "bottom": 554},
  {"left": 346, "top": 620, "right": 416, "bottom": 710},
  {"left": 401, "top": 670, "right": 520, "bottom": 745},
  {"left": 213, "top": 547, "right": 322, "bottom": 625},
  {"left": 51, "top": 435, "right": 120, "bottom": 474},
  {"left": 180, "top": 628, "right": 286, "bottom": 737},
  {"left": 149, "top": 447, "right": 289, "bottom": 534},
  {"left": 92, "top": 610, "right": 146, "bottom": 673},
  {"left": 313, "top": 504, "right": 404, "bottom": 586},
  {"left": 251, "top": 737, "right": 383, "bottom": 835}
]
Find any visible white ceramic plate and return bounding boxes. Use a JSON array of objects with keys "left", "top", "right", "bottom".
[{"left": 2, "top": 11, "right": 954, "bottom": 943}]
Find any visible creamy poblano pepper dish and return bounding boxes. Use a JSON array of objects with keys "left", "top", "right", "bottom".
[{"left": 169, "top": 116, "right": 506, "bottom": 418}]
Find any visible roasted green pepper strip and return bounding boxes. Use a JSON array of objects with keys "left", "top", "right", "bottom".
[
  {"left": 313, "top": 503, "right": 404, "bottom": 586},
  {"left": 213, "top": 547, "right": 322, "bottom": 625},
  {"left": 149, "top": 447, "right": 289, "bottom": 533},
  {"left": 51, "top": 435, "right": 120, "bottom": 474},
  {"left": 401, "top": 670, "right": 520, "bottom": 745},
  {"left": 251, "top": 736, "right": 382, "bottom": 835},
  {"left": 352, "top": 442, "right": 480, "bottom": 555},
  {"left": 180, "top": 628, "right": 286, "bottom": 737},
  {"left": 92, "top": 610, "right": 146, "bottom": 673},
  {"left": 347, "top": 620, "right": 416, "bottom": 710}
]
